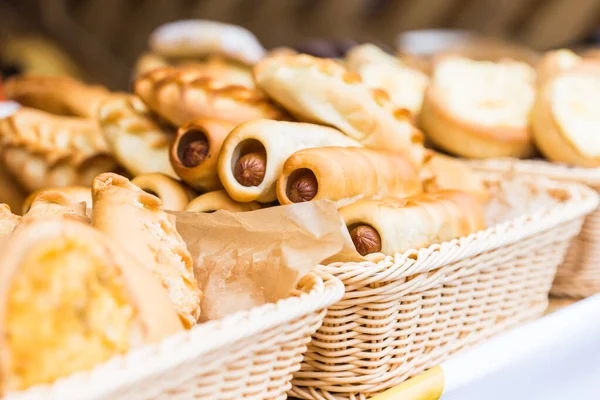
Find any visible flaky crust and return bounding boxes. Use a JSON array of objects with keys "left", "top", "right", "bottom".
[
  {"left": 91, "top": 173, "right": 201, "bottom": 328},
  {"left": 340, "top": 190, "right": 485, "bottom": 255},
  {"left": 131, "top": 173, "right": 191, "bottom": 211},
  {"left": 171, "top": 119, "right": 234, "bottom": 191},
  {"left": 218, "top": 119, "right": 361, "bottom": 203},
  {"left": 4, "top": 75, "right": 110, "bottom": 119},
  {"left": 22, "top": 186, "right": 92, "bottom": 215},
  {"left": 98, "top": 94, "right": 177, "bottom": 178},
  {"left": 21, "top": 191, "right": 89, "bottom": 224},
  {"left": 0, "top": 218, "right": 183, "bottom": 393},
  {"left": 134, "top": 66, "right": 288, "bottom": 127},
  {"left": 0, "top": 204, "right": 21, "bottom": 237},
  {"left": 253, "top": 54, "right": 425, "bottom": 162},
  {"left": 0, "top": 108, "right": 116, "bottom": 192},
  {"left": 185, "top": 189, "right": 261, "bottom": 213}
]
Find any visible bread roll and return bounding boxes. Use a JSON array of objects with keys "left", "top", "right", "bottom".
[
  {"left": 22, "top": 186, "right": 92, "bottom": 215},
  {"left": 0, "top": 218, "right": 183, "bottom": 394},
  {"left": 345, "top": 44, "right": 429, "bottom": 116},
  {"left": 91, "top": 173, "right": 201, "bottom": 328},
  {"left": 253, "top": 54, "right": 425, "bottom": 163},
  {"left": 420, "top": 56, "right": 536, "bottom": 158},
  {"left": 340, "top": 190, "right": 485, "bottom": 256},
  {"left": 532, "top": 55, "right": 600, "bottom": 167},
  {"left": 218, "top": 119, "right": 361, "bottom": 203},
  {"left": 131, "top": 173, "right": 192, "bottom": 211},
  {"left": 0, "top": 108, "right": 116, "bottom": 192},
  {"left": 185, "top": 190, "right": 261, "bottom": 213},
  {"left": 170, "top": 119, "right": 234, "bottom": 191},
  {"left": 277, "top": 147, "right": 422, "bottom": 208},
  {"left": 98, "top": 94, "right": 177, "bottom": 179},
  {"left": 134, "top": 66, "right": 287, "bottom": 127},
  {"left": 4, "top": 75, "right": 110, "bottom": 119},
  {"left": 0, "top": 204, "right": 20, "bottom": 237}
]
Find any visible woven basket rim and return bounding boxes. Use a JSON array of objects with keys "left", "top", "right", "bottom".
[
  {"left": 323, "top": 175, "right": 599, "bottom": 279},
  {"left": 5, "top": 270, "right": 345, "bottom": 400}
]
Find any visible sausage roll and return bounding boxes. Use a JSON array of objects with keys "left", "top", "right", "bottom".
[
  {"left": 185, "top": 189, "right": 261, "bottom": 213},
  {"left": 134, "top": 66, "right": 288, "bottom": 127},
  {"left": 340, "top": 190, "right": 485, "bottom": 256},
  {"left": 91, "top": 173, "right": 201, "bottom": 328},
  {"left": 0, "top": 218, "right": 183, "bottom": 394},
  {"left": 277, "top": 147, "right": 422, "bottom": 208},
  {"left": 218, "top": 119, "right": 361, "bottom": 203},
  {"left": 170, "top": 119, "right": 234, "bottom": 191},
  {"left": 420, "top": 56, "right": 536, "bottom": 158},
  {"left": 131, "top": 173, "right": 192, "bottom": 211},
  {"left": 98, "top": 94, "right": 177, "bottom": 178},
  {"left": 253, "top": 54, "right": 425, "bottom": 163}
]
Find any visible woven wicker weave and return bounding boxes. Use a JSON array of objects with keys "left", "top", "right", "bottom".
[
  {"left": 5, "top": 270, "right": 344, "bottom": 400},
  {"left": 289, "top": 175, "right": 598, "bottom": 400},
  {"left": 469, "top": 158, "right": 600, "bottom": 298}
]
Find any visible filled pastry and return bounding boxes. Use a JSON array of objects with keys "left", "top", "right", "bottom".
[
  {"left": 21, "top": 190, "right": 89, "bottom": 224},
  {"left": 4, "top": 75, "right": 110, "bottom": 119},
  {"left": 0, "top": 204, "right": 20, "bottom": 237},
  {"left": 170, "top": 119, "right": 234, "bottom": 192},
  {"left": 0, "top": 108, "right": 116, "bottom": 192},
  {"left": 420, "top": 56, "right": 536, "bottom": 158},
  {"left": 277, "top": 147, "right": 422, "bottom": 208},
  {"left": 218, "top": 119, "right": 361, "bottom": 203},
  {"left": 185, "top": 190, "right": 261, "bottom": 213},
  {"left": 253, "top": 53, "right": 425, "bottom": 163},
  {"left": 22, "top": 186, "right": 92, "bottom": 215},
  {"left": 97, "top": 94, "right": 177, "bottom": 178},
  {"left": 134, "top": 66, "right": 288, "bottom": 127},
  {"left": 131, "top": 173, "right": 192, "bottom": 211},
  {"left": 340, "top": 190, "right": 485, "bottom": 256},
  {"left": 531, "top": 51, "right": 600, "bottom": 167},
  {"left": 0, "top": 218, "right": 183, "bottom": 394},
  {"left": 91, "top": 173, "right": 201, "bottom": 328},
  {"left": 0, "top": 162, "right": 28, "bottom": 213},
  {"left": 345, "top": 44, "right": 429, "bottom": 116}
]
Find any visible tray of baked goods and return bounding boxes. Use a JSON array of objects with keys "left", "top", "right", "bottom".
[{"left": 0, "top": 19, "right": 599, "bottom": 400}]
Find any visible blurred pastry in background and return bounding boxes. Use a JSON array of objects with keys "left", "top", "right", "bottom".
[
  {"left": 532, "top": 50, "right": 600, "bottom": 167},
  {"left": 185, "top": 190, "right": 261, "bottom": 213},
  {"left": 420, "top": 55, "right": 536, "bottom": 159},
  {"left": 130, "top": 173, "right": 192, "bottom": 211},
  {"left": 22, "top": 186, "right": 92, "bottom": 216}
]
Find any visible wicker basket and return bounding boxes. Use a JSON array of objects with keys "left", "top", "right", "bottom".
[
  {"left": 469, "top": 158, "right": 600, "bottom": 298},
  {"left": 289, "top": 175, "right": 598, "bottom": 400},
  {"left": 5, "top": 270, "right": 344, "bottom": 400}
]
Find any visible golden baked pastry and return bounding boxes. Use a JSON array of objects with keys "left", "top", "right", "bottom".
[
  {"left": 535, "top": 49, "right": 582, "bottom": 86},
  {"left": 218, "top": 119, "right": 361, "bottom": 203},
  {"left": 170, "top": 119, "right": 234, "bottom": 192},
  {"left": 98, "top": 94, "right": 177, "bottom": 178},
  {"left": 4, "top": 75, "right": 110, "bottom": 119},
  {"left": 149, "top": 20, "right": 266, "bottom": 65},
  {"left": 0, "top": 161, "right": 28, "bottom": 214},
  {"left": 0, "top": 204, "right": 21, "bottom": 237},
  {"left": 185, "top": 190, "right": 261, "bottom": 213},
  {"left": 420, "top": 56, "right": 536, "bottom": 159},
  {"left": 0, "top": 218, "right": 183, "bottom": 394},
  {"left": 340, "top": 190, "right": 485, "bottom": 256},
  {"left": 134, "top": 66, "right": 288, "bottom": 127},
  {"left": 0, "top": 108, "right": 116, "bottom": 192},
  {"left": 131, "top": 173, "right": 192, "bottom": 211},
  {"left": 91, "top": 173, "right": 201, "bottom": 328},
  {"left": 532, "top": 55, "right": 600, "bottom": 167},
  {"left": 22, "top": 186, "right": 92, "bottom": 215},
  {"left": 253, "top": 54, "right": 425, "bottom": 162},
  {"left": 21, "top": 190, "right": 89, "bottom": 224},
  {"left": 345, "top": 44, "right": 429, "bottom": 116},
  {"left": 277, "top": 147, "right": 422, "bottom": 208}
]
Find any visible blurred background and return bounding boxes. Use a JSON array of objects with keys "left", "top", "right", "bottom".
[{"left": 1, "top": 0, "right": 600, "bottom": 90}]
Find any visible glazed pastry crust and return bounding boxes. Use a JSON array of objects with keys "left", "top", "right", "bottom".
[
  {"left": 277, "top": 147, "right": 423, "bottom": 208},
  {"left": 4, "top": 75, "right": 110, "bottom": 119},
  {"left": 0, "top": 108, "right": 116, "bottom": 191},
  {"left": 0, "top": 204, "right": 21, "bottom": 237},
  {"left": 0, "top": 218, "right": 183, "bottom": 394},
  {"left": 134, "top": 66, "right": 288, "bottom": 127},
  {"left": 171, "top": 119, "right": 234, "bottom": 192},
  {"left": 253, "top": 54, "right": 425, "bottom": 162},
  {"left": 185, "top": 190, "right": 261, "bottom": 213},
  {"left": 98, "top": 94, "right": 177, "bottom": 178},
  {"left": 340, "top": 190, "right": 485, "bottom": 255},
  {"left": 91, "top": 173, "right": 201, "bottom": 328},
  {"left": 22, "top": 186, "right": 92, "bottom": 215},
  {"left": 131, "top": 173, "right": 192, "bottom": 211},
  {"left": 420, "top": 56, "right": 536, "bottom": 159},
  {"left": 218, "top": 119, "right": 361, "bottom": 203}
]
